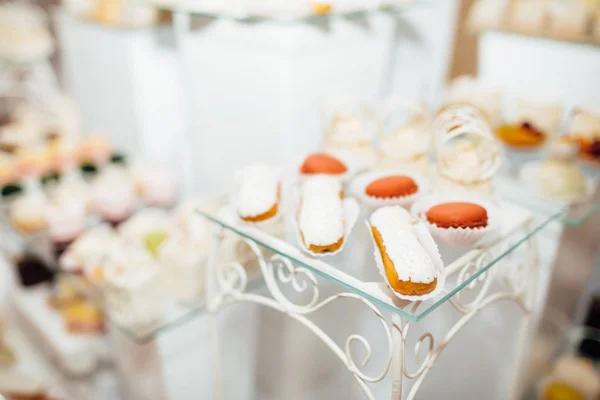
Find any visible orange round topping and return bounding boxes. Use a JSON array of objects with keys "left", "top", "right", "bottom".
[
  {"left": 426, "top": 202, "right": 488, "bottom": 229},
  {"left": 300, "top": 153, "right": 347, "bottom": 175},
  {"left": 365, "top": 175, "right": 418, "bottom": 198}
]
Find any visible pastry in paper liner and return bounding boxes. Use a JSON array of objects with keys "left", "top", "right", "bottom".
[
  {"left": 231, "top": 164, "right": 284, "bottom": 227},
  {"left": 520, "top": 161, "right": 595, "bottom": 204},
  {"left": 366, "top": 220, "right": 446, "bottom": 301},
  {"left": 411, "top": 193, "right": 501, "bottom": 246},
  {"left": 293, "top": 195, "right": 360, "bottom": 258},
  {"left": 350, "top": 169, "right": 430, "bottom": 209},
  {"left": 295, "top": 152, "right": 356, "bottom": 184}
]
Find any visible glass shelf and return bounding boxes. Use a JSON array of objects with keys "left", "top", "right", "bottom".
[
  {"left": 150, "top": 0, "right": 426, "bottom": 24},
  {"left": 198, "top": 199, "right": 553, "bottom": 323},
  {"left": 494, "top": 175, "right": 600, "bottom": 227},
  {"left": 110, "top": 276, "right": 264, "bottom": 344}
]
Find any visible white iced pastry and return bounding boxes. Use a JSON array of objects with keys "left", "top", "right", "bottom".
[
  {"left": 235, "top": 163, "right": 280, "bottom": 222},
  {"left": 298, "top": 175, "right": 344, "bottom": 249},
  {"left": 102, "top": 243, "right": 163, "bottom": 327},
  {"left": 91, "top": 165, "right": 137, "bottom": 223},
  {"left": 534, "top": 140, "right": 587, "bottom": 199},
  {"left": 159, "top": 229, "right": 207, "bottom": 304},
  {"left": 548, "top": 0, "right": 591, "bottom": 37},
  {"left": 515, "top": 95, "right": 562, "bottom": 137},
  {"left": 59, "top": 224, "right": 116, "bottom": 273},
  {"left": 370, "top": 206, "right": 440, "bottom": 297},
  {"left": 131, "top": 162, "right": 178, "bottom": 208},
  {"left": 0, "top": 4, "right": 54, "bottom": 63},
  {"left": 444, "top": 76, "right": 504, "bottom": 128},
  {"left": 507, "top": 0, "right": 548, "bottom": 33},
  {"left": 118, "top": 208, "right": 173, "bottom": 250},
  {"left": 46, "top": 198, "right": 86, "bottom": 244},
  {"left": 9, "top": 185, "right": 47, "bottom": 234}
]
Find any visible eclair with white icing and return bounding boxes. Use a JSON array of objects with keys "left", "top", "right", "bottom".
[
  {"left": 236, "top": 163, "right": 281, "bottom": 223},
  {"left": 370, "top": 206, "right": 438, "bottom": 296},
  {"left": 298, "top": 175, "right": 344, "bottom": 253}
]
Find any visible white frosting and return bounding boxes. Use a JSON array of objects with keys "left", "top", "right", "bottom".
[
  {"left": 132, "top": 162, "right": 178, "bottom": 207},
  {"left": 10, "top": 189, "right": 47, "bottom": 231},
  {"left": 370, "top": 206, "right": 437, "bottom": 284},
  {"left": 439, "top": 139, "right": 499, "bottom": 183},
  {"left": 570, "top": 107, "right": 600, "bottom": 140},
  {"left": 103, "top": 243, "right": 160, "bottom": 290},
  {"left": 515, "top": 95, "right": 562, "bottom": 135},
  {"left": 59, "top": 224, "right": 115, "bottom": 272},
  {"left": 536, "top": 160, "right": 587, "bottom": 198},
  {"left": 328, "top": 114, "right": 369, "bottom": 145},
  {"left": 298, "top": 176, "right": 343, "bottom": 246},
  {"left": 118, "top": 208, "right": 172, "bottom": 243},
  {"left": 91, "top": 166, "right": 137, "bottom": 222},
  {"left": 46, "top": 198, "right": 86, "bottom": 243},
  {"left": 236, "top": 163, "right": 280, "bottom": 218}
]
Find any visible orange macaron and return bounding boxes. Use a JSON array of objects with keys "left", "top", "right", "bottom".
[
  {"left": 365, "top": 175, "right": 418, "bottom": 199},
  {"left": 425, "top": 202, "right": 488, "bottom": 229},
  {"left": 300, "top": 153, "right": 347, "bottom": 175}
]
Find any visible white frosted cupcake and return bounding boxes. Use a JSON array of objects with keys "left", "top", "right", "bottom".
[
  {"left": 59, "top": 224, "right": 116, "bottom": 273},
  {"left": 91, "top": 166, "right": 137, "bottom": 225},
  {"left": 131, "top": 162, "right": 179, "bottom": 208},
  {"left": 9, "top": 183, "right": 47, "bottom": 235},
  {"left": 118, "top": 208, "right": 173, "bottom": 257},
  {"left": 46, "top": 198, "right": 86, "bottom": 245}
]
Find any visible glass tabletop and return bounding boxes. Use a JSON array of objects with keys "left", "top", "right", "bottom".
[
  {"left": 494, "top": 175, "right": 600, "bottom": 227},
  {"left": 149, "top": 0, "right": 426, "bottom": 24},
  {"left": 198, "top": 198, "right": 554, "bottom": 322}
]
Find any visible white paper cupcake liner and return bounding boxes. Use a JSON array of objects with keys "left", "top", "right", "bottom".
[
  {"left": 365, "top": 220, "right": 446, "bottom": 301},
  {"left": 520, "top": 161, "right": 596, "bottom": 205},
  {"left": 293, "top": 195, "right": 360, "bottom": 258},
  {"left": 350, "top": 169, "right": 430, "bottom": 209},
  {"left": 411, "top": 193, "right": 501, "bottom": 246}
]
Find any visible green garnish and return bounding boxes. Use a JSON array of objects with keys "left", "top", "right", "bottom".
[
  {"left": 1, "top": 183, "right": 22, "bottom": 197},
  {"left": 144, "top": 231, "right": 169, "bottom": 258}
]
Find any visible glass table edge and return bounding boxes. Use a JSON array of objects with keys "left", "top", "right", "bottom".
[
  {"left": 197, "top": 207, "right": 560, "bottom": 323},
  {"left": 150, "top": 0, "right": 428, "bottom": 24}
]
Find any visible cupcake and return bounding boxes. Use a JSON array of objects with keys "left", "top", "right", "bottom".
[
  {"left": 131, "top": 162, "right": 178, "bottom": 208},
  {"left": 91, "top": 166, "right": 137, "bottom": 225},
  {"left": 369, "top": 206, "right": 443, "bottom": 299},
  {"left": 46, "top": 198, "right": 87, "bottom": 259},
  {"left": 9, "top": 188, "right": 47, "bottom": 234},
  {"left": 0, "top": 155, "right": 21, "bottom": 200},
  {"left": 59, "top": 224, "right": 116, "bottom": 273},
  {"left": 79, "top": 135, "right": 112, "bottom": 176}
]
